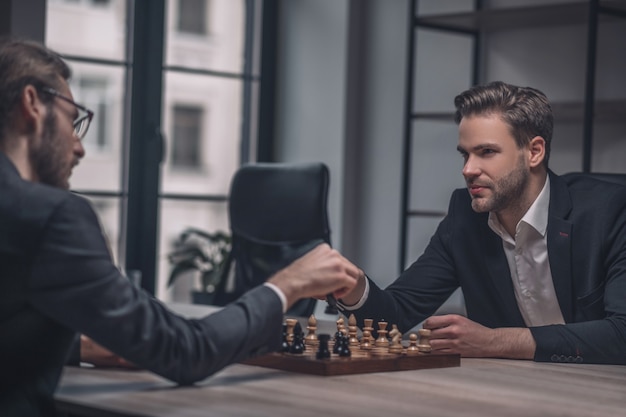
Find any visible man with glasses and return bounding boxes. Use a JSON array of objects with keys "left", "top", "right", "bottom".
[
  {"left": 42, "top": 86, "right": 94, "bottom": 140},
  {"left": 0, "top": 39, "right": 360, "bottom": 416}
]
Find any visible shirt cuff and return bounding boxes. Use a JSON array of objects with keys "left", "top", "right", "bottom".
[
  {"left": 337, "top": 276, "right": 370, "bottom": 311},
  {"left": 263, "top": 282, "right": 287, "bottom": 314}
]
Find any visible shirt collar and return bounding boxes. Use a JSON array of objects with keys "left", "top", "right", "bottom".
[
  {"left": 488, "top": 175, "right": 550, "bottom": 239},
  {"left": 522, "top": 175, "right": 550, "bottom": 237}
]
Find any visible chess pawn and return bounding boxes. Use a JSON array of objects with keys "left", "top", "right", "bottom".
[
  {"left": 406, "top": 333, "right": 420, "bottom": 356},
  {"left": 417, "top": 328, "right": 432, "bottom": 353},
  {"left": 347, "top": 314, "right": 359, "bottom": 347},
  {"left": 304, "top": 314, "right": 318, "bottom": 347},
  {"left": 374, "top": 321, "right": 389, "bottom": 348}
]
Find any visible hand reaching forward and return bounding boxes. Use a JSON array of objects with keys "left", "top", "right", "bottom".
[
  {"left": 267, "top": 243, "right": 361, "bottom": 310},
  {"left": 80, "top": 335, "right": 136, "bottom": 368},
  {"left": 422, "top": 314, "right": 536, "bottom": 359}
]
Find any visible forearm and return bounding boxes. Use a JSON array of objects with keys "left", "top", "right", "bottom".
[
  {"left": 489, "top": 328, "right": 535, "bottom": 360},
  {"left": 425, "top": 315, "right": 536, "bottom": 359}
]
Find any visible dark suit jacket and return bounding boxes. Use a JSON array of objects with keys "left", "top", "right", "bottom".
[
  {"left": 350, "top": 171, "right": 626, "bottom": 364},
  {"left": 0, "top": 153, "right": 282, "bottom": 416}
]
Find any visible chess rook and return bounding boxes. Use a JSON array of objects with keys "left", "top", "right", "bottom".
[{"left": 417, "top": 328, "right": 432, "bottom": 353}]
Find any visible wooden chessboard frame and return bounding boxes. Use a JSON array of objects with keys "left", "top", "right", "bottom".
[{"left": 242, "top": 351, "right": 460, "bottom": 376}]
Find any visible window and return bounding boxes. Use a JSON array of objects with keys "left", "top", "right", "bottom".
[
  {"left": 172, "top": 105, "right": 203, "bottom": 168},
  {"left": 46, "top": 0, "right": 270, "bottom": 303},
  {"left": 55, "top": 0, "right": 111, "bottom": 5},
  {"left": 75, "top": 77, "right": 109, "bottom": 150},
  {"left": 178, "top": 0, "right": 208, "bottom": 35}
]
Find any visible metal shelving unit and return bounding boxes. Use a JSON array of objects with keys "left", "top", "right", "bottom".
[{"left": 399, "top": 0, "right": 626, "bottom": 272}]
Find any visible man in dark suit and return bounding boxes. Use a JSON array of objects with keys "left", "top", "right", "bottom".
[
  {"left": 0, "top": 39, "right": 360, "bottom": 416},
  {"left": 339, "top": 81, "right": 626, "bottom": 365}
]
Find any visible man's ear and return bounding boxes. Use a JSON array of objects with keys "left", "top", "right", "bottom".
[
  {"left": 19, "top": 85, "right": 47, "bottom": 135},
  {"left": 528, "top": 136, "right": 546, "bottom": 168}
]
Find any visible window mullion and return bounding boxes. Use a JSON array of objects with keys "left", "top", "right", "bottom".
[{"left": 125, "top": 0, "right": 166, "bottom": 295}]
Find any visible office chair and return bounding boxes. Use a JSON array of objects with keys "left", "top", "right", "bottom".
[{"left": 212, "top": 162, "right": 332, "bottom": 317}]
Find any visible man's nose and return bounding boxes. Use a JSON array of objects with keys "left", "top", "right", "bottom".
[
  {"left": 462, "top": 156, "right": 480, "bottom": 178},
  {"left": 74, "top": 139, "right": 86, "bottom": 159}
]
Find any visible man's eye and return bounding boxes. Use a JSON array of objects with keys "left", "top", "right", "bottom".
[{"left": 481, "top": 149, "right": 495, "bottom": 156}]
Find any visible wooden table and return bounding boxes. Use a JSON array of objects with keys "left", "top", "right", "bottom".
[{"left": 56, "top": 357, "right": 626, "bottom": 417}]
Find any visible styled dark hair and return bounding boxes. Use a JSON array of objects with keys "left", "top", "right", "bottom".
[
  {"left": 454, "top": 81, "right": 553, "bottom": 167},
  {"left": 0, "top": 38, "right": 71, "bottom": 141}
]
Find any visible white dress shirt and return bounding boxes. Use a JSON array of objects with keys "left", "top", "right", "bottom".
[
  {"left": 341, "top": 177, "right": 565, "bottom": 327},
  {"left": 487, "top": 176, "right": 565, "bottom": 326}
]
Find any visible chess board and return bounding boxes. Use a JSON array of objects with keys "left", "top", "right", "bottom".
[
  {"left": 242, "top": 351, "right": 460, "bottom": 376},
  {"left": 243, "top": 315, "right": 460, "bottom": 376}
]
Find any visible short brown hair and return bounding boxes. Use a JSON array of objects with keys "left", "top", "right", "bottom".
[
  {"left": 0, "top": 38, "right": 71, "bottom": 141},
  {"left": 454, "top": 81, "right": 553, "bottom": 167}
]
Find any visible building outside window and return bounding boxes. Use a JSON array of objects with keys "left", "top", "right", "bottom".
[
  {"left": 75, "top": 77, "right": 110, "bottom": 150},
  {"left": 178, "top": 0, "right": 208, "bottom": 35},
  {"left": 171, "top": 104, "right": 204, "bottom": 169},
  {"left": 46, "top": 0, "right": 264, "bottom": 302}
]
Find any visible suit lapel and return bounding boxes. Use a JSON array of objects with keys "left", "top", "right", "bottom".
[{"left": 547, "top": 172, "right": 574, "bottom": 323}]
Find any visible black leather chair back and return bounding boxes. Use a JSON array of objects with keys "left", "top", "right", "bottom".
[{"left": 213, "top": 162, "right": 331, "bottom": 317}]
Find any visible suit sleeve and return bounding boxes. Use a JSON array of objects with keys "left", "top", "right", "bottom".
[
  {"left": 530, "top": 187, "right": 626, "bottom": 364},
  {"left": 28, "top": 195, "right": 283, "bottom": 385},
  {"left": 345, "top": 192, "right": 462, "bottom": 333}
]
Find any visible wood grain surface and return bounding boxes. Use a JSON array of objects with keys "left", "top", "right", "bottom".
[{"left": 56, "top": 358, "right": 626, "bottom": 417}]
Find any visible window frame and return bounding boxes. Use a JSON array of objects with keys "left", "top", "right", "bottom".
[{"left": 46, "top": 0, "right": 277, "bottom": 297}]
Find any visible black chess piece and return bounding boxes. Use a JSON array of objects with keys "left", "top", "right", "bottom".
[
  {"left": 324, "top": 294, "right": 339, "bottom": 315},
  {"left": 293, "top": 321, "right": 305, "bottom": 352},
  {"left": 333, "top": 333, "right": 343, "bottom": 356},
  {"left": 289, "top": 331, "right": 305, "bottom": 354},
  {"left": 316, "top": 334, "right": 331, "bottom": 359},
  {"left": 281, "top": 323, "right": 290, "bottom": 353},
  {"left": 333, "top": 330, "right": 343, "bottom": 354},
  {"left": 338, "top": 335, "right": 351, "bottom": 357}
]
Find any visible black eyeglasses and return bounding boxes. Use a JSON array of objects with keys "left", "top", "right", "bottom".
[{"left": 42, "top": 87, "right": 95, "bottom": 140}]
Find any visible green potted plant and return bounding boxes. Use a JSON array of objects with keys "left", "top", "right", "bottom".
[{"left": 167, "top": 228, "right": 232, "bottom": 305}]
